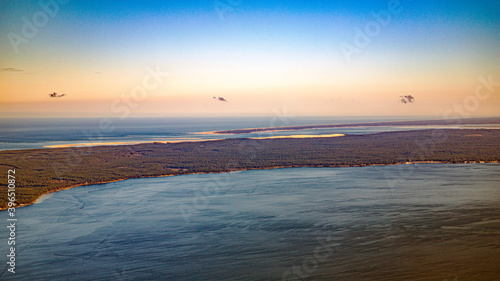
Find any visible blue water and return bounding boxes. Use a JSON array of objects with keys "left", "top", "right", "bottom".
[
  {"left": 1, "top": 164, "right": 499, "bottom": 280},
  {"left": 0, "top": 116, "right": 447, "bottom": 151}
]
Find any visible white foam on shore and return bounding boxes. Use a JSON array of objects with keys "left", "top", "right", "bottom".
[{"left": 34, "top": 193, "right": 55, "bottom": 204}]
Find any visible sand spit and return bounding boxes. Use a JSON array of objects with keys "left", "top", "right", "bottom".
[
  {"left": 43, "top": 135, "right": 346, "bottom": 148},
  {"left": 251, "top": 134, "right": 345, "bottom": 140}
]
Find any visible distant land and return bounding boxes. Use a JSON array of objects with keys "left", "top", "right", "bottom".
[
  {"left": 202, "top": 117, "right": 500, "bottom": 135},
  {"left": 1, "top": 128, "right": 499, "bottom": 210}
]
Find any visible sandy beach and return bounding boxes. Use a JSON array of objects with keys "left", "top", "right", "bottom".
[{"left": 43, "top": 134, "right": 346, "bottom": 148}]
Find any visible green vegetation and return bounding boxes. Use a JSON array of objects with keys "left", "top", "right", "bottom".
[{"left": 1, "top": 129, "right": 499, "bottom": 209}]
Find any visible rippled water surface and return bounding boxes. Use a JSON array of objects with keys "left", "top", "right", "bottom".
[{"left": 1, "top": 164, "right": 499, "bottom": 280}]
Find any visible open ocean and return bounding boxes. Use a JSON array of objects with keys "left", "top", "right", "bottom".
[{"left": 0, "top": 116, "right": 471, "bottom": 151}]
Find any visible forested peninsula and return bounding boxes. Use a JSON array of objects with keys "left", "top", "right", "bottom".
[{"left": 1, "top": 129, "right": 499, "bottom": 210}]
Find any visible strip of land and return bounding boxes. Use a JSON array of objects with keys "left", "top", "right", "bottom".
[
  {"left": 43, "top": 139, "right": 220, "bottom": 148},
  {"left": 200, "top": 117, "right": 500, "bottom": 135},
  {"left": 1, "top": 129, "right": 499, "bottom": 210},
  {"left": 251, "top": 133, "right": 345, "bottom": 139},
  {"left": 43, "top": 134, "right": 346, "bottom": 149}
]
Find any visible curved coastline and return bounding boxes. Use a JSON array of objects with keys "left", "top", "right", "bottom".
[
  {"left": 3, "top": 160, "right": 499, "bottom": 211},
  {"left": 1, "top": 128, "right": 500, "bottom": 210}
]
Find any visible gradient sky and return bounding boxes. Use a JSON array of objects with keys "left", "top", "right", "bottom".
[{"left": 1, "top": 0, "right": 499, "bottom": 118}]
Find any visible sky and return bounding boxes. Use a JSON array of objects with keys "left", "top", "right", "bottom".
[{"left": 0, "top": 0, "right": 499, "bottom": 118}]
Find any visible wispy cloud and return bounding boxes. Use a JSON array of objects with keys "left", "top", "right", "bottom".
[{"left": 1, "top": 67, "right": 24, "bottom": 72}]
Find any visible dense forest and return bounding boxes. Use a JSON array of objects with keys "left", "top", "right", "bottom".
[{"left": 1, "top": 129, "right": 499, "bottom": 209}]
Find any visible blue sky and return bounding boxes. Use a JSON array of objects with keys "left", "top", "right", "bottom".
[{"left": 1, "top": 0, "right": 499, "bottom": 117}]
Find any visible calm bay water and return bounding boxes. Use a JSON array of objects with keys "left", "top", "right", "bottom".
[{"left": 1, "top": 164, "right": 499, "bottom": 280}]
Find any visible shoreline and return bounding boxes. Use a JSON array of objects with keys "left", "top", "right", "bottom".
[
  {"left": 43, "top": 139, "right": 222, "bottom": 149},
  {"left": 3, "top": 160, "right": 498, "bottom": 211},
  {"left": 197, "top": 117, "right": 500, "bottom": 135},
  {"left": 42, "top": 134, "right": 346, "bottom": 149},
  {"left": 0, "top": 116, "right": 495, "bottom": 151},
  {"left": 2, "top": 128, "right": 499, "bottom": 210}
]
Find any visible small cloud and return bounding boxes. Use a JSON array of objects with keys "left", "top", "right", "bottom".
[
  {"left": 49, "top": 92, "right": 66, "bottom": 98},
  {"left": 213, "top": 96, "right": 228, "bottom": 102},
  {"left": 399, "top": 95, "right": 415, "bottom": 104},
  {"left": 1, "top": 67, "right": 24, "bottom": 72}
]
